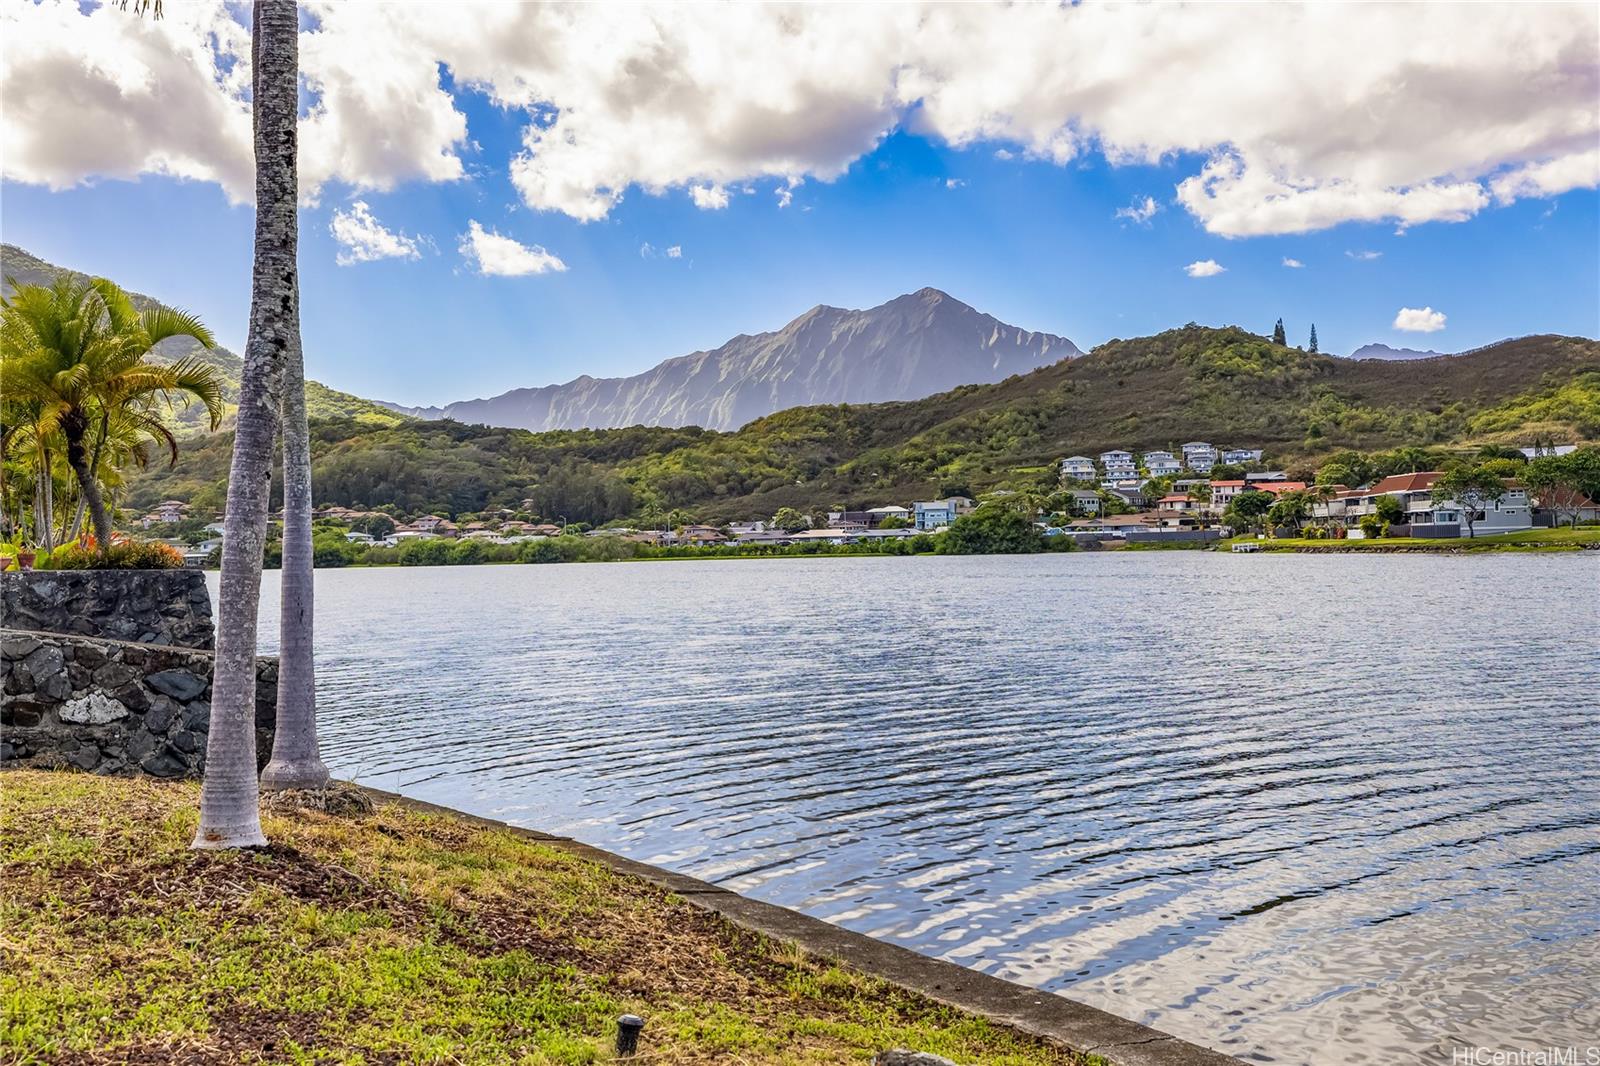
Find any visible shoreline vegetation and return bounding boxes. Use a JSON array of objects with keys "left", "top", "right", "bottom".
[{"left": 0, "top": 771, "right": 1096, "bottom": 1066}]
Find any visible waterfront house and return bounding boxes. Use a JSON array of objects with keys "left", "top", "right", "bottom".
[
  {"left": 913, "top": 497, "right": 973, "bottom": 530},
  {"left": 825, "top": 511, "right": 872, "bottom": 531},
  {"left": 1059, "top": 455, "right": 1098, "bottom": 483},
  {"left": 1222, "top": 448, "right": 1264, "bottom": 465},
  {"left": 1333, "top": 471, "right": 1532, "bottom": 534},
  {"left": 344, "top": 531, "right": 376, "bottom": 545},
  {"left": 1099, "top": 450, "right": 1137, "bottom": 480},
  {"left": 1142, "top": 451, "right": 1181, "bottom": 477},
  {"left": 1533, "top": 487, "right": 1600, "bottom": 525},
  {"left": 1181, "top": 442, "right": 1218, "bottom": 471},
  {"left": 1209, "top": 479, "right": 1248, "bottom": 512},
  {"left": 726, "top": 521, "right": 768, "bottom": 536}
]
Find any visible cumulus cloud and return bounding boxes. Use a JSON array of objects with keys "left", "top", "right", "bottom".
[
  {"left": 458, "top": 221, "right": 566, "bottom": 277},
  {"left": 0, "top": 0, "right": 253, "bottom": 201},
  {"left": 5, "top": 2, "right": 1597, "bottom": 235},
  {"left": 1115, "top": 196, "right": 1160, "bottom": 224},
  {"left": 945, "top": 177, "right": 966, "bottom": 189},
  {"left": 1185, "top": 259, "right": 1226, "bottom": 278},
  {"left": 666, "top": 245, "right": 683, "bottom": 259},
  {"left": 1393, "top": 306, "right": 1447, "bottom": 332},
  {"left": 1282, "top": 257, "right": 1304, "bottom": 268},
  {"left": 689, "top": 183, "right": 731, "bottom": 210},
  {"left": 329, "top": 201, "right": 422, "bottom": 265}
]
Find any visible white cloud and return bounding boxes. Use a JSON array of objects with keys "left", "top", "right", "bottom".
[
  {"left": 640, "top": 242, "right": 684, "bottom": 261},
  {"left": 1282, "top": 257, "right": 1304, "bottom": 268},
  {"left": 458, "top": 221, "right": 566, "bottom": 277},
  {"left": 1393, "top": 306, "right": 1447, "bottom": 332},
  {"left": 1115, "top": 195, "right": 1160, "bottom": 224},
  {"left": 1185, "top": 259, "right": 1226, "bottom": 278},
  {"left": 994, "top": 148, "right": 1016, "bottom": 161},
  {"left": 945, "top": 177, "right": 966, "bottom": 189},
  {"left": 1347, "top": 249, "right": 1383, "bottom": 261},
  {"left": 5, "top": 2, "right": 1597, "bottom": 235},
  {"left": 329, "top": 201, "right": 422, "bottom": 265},
  {"left": 689, "top": 183, "right": 731, "bottom": 210}
]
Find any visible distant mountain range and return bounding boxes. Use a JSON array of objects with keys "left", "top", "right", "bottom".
[
  {"left": 379, "top": 288, "right": 1079, "bottom": 432},
  {"left": 0, "top": 244, "right": 404, "bottom": 433},
  {"left": 1347, "top": 342, "right": 1454, "bottom": 361}
]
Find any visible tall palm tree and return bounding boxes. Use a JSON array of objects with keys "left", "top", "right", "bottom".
[
  {"left": 194, "top": 0, "right": 300, "bottom": 849},
  {"left": 261, "top": 312, "right": 329, "bottom": 791},
  {"left": 1, "top": 277, "right": 222, "bottom": 547}
]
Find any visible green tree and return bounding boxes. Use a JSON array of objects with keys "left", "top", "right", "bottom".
[
  {"left": 771, "top": 506, "right": 810, "bottom": 532},
  {"left": 876, "top": 514, "right": 909, "bottom": 529},
  {"left": 1431, "top": 465, "right": 1506, "bottom": 538},
  {"left": 1, "top": 277, "right": 222, "bottom": 548},
  {"left": 1266, "top": 489, "right": 1312, "bottom": 533},
  {"left": 1525, "top": 448, "right": 1600, "bottom": 528},
  {"left": 1272, "top": 318, "right": 1286, "bottom": 346},
  {"left": 937, "top": 502, "right": 1045, "bottom": 555},
  {"left": 1374, "top": 493, "right": 1405, "bottom": 526},
  {"left": 1225, "top": 489, "right": 1275, "bottom": 532},
  {"left": 1308, "top": 324, "right": 1318, "bottom": 354}
]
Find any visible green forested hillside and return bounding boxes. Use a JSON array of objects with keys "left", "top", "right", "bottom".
[
  {"left": 1, "top": 244, "right": 406, "bottom": 433},
  {"left": 124, "top": 325, "right": 1600, "bottom": 523}
]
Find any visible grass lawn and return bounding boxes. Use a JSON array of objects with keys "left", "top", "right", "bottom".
[
  {"left": 0, "top": 771, "right": 1094, "bottom": 1066},
  {"left": 1223, "top": 526, "right": 1600, "bottom": 552}
]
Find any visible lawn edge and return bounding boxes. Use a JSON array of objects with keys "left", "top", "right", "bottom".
[{"left": 355, "top": 783, "right": 1243, "bottom": 1066}]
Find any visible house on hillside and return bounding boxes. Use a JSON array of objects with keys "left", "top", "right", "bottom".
[
  {"left": 1104, "top": 486, "right": 1147, "bottom": 509},
  {"left": 1099, "top": 450, "right": 1137, "bottom": 480},
  {"left": 1059, "top": 455, "right": 1097, "bottom": 483},
  {"left": 1181, "top": 442, "right": 1217, "bottom": 471},
  {"left": 1223, "top": 448, "right": 1264, "bottom": 465},
  {"left": 1067, "top": 489, "right": 1101, "bottom": 516},
  {"left": 1142, "top": 451, "right": 1181, "bottom": 477}
]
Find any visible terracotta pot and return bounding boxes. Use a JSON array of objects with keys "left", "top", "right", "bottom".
[
  {"left": 16, "top": 551, "right": 36, "bottom": 570},
  {"left": 0, "top": 556, "right": 11, "bottom": 572}
]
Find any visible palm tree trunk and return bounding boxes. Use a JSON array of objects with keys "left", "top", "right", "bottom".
[
  {"left": 193, "top": 0, "right": 299, "bottom": 850},
  {"left": 37, "top": 447, "right": 56, "bottom": 552},
  {"left": 64, "top": 432, "right": 113, "bottom": 548},
  {"left": 261, "top": 314, "right": 329, "bottom": 791}
]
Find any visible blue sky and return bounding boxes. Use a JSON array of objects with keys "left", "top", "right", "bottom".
[{"left": 2, "top": 2, "right": 1596, "bottom": 407}]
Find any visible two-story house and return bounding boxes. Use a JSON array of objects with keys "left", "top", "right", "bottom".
[
  {"left": 1222, "top": 448, "right": 1264, "bottom": 465},
  {"left": 1059, "top": 455, "right": 1098, "bottom": 483}
]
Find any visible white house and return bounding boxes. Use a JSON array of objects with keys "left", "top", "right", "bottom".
[
  {"left": 1181, "top": 442, "right": 1218, "bottom": 471},
  {"left": 1142, "top": 450, "right": 1181, "bottom": 477},
  {"left": 865, "top": 505, "right": 911, "bottom": 525},
  {"left": 1059, "top": 455, "right": 1097, "bottom": 482},
  {"left": 1222, "top": 448, "right": 1263, "bottom": 465},
  {"left": 1100, "top": 450, "right": 1138, "bottom": 480},
  {"left": 1068, "top": 488, "right": 1101, "bottom": 516}
]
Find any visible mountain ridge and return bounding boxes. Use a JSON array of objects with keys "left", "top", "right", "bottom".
[{"left": 380, "top": 286, "right": 1080, "bottom": 432}]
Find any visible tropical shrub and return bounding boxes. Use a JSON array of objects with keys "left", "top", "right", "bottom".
[{"left": 45, "top": 540, "right": 185, "bottom": 570}]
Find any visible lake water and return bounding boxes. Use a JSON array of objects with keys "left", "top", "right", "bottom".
[{"left": 225, "top": 553, "right": 1600, "bottom": 1064}]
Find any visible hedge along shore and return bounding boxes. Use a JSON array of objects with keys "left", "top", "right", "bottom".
[{"left": 0, "top": 771, "right": 1241, "bottom": 1066}]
